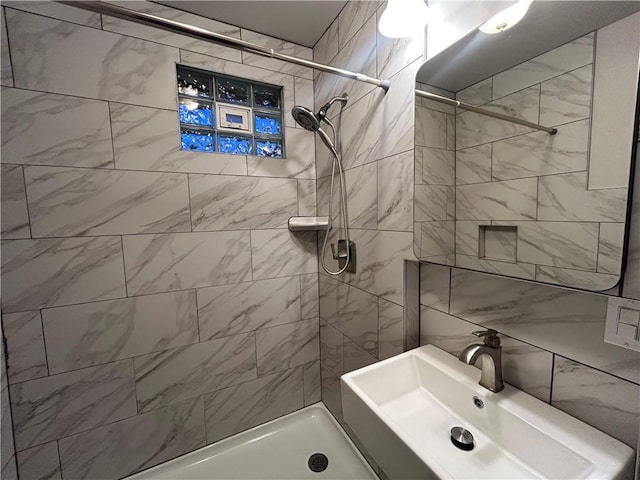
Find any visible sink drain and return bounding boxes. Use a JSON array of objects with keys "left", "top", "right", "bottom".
[
  {"left": 450, "top": 426, "right": 474, "bottom": 451},
  {"left": 308, "top": 453, "right": 329, "bottom": 472}
]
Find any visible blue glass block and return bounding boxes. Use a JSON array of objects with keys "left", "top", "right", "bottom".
[
  {"left": 254, "top": 114, "right": 281, "bottom": 135},
  {"left": 179, "top": 99, "right": 214, "bottom": 127},
  {"left": 218, "top": 135, "right": 252, "bottom": 155},
  {"left": 254, "top": 85, "right": 281, "bottom": 109},
  {"left": 256, "top": 139, "right": 282, "bottom": 158},
  {"left": 181, "top": 129, "right": 214, "bottom": 152},
  {"left": 217, "top": 77, "right": 249, "bottom": 104},
  {"left": 177, "top": 68, "right": 211, "bottom": 98}
]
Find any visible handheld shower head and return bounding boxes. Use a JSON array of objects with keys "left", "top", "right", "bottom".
[{"left": 291, "top": 94, "right": 348, "bottom": 131}]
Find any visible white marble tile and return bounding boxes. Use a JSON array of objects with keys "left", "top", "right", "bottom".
[
  {"left": 295, "top": 77, "right": 314, "bottom": 113},
  {"left": 343, "top": 339, "right": 378, "bottom": 374},
  {"left": 123, "top": 231, "right": 252, "bottom": 296},
  {"left": 377, "top": 12, "right": 424, "bottom": 79},
  {"left": 320, "top": 319, "right": 344, "bottom": 376},
  {"left": 1, "top": 455, "right": 17, "bottom": 480},
  {"left": 256, "top": 318, "right": 319, "bottom": 375},
  {"left": 3, "top": 311, "right": 47, "bottom": 384},
  {"left": 338, "top": 0, "right": 382, "bottom": 50},
  {"left": 6, "top": 10, "right": 180, "bottom": 109},
  {"left": 417, "top": 147, "right": 455, "bottom": 186},
  {"left": 540, "top": 64, "right": 592, "bottom": 126},
  {"left": 25, "top": 166, "right": 191, "bottom": 237},
  {"left": 58, "top": 397, "right": 205, "bottom": 480},
  {"left": 251, "top": 229, "right": 317, "bottom": 280},
  {"left": 420, "top": 221, "right": 455, "bottom": 258},
  {"left": 313, "top": 18, "right": 338, "bottom": 66},
  {"left": 320, "top": 362, "right": 342, "bottom": 419},
  {"left": 552, "top": 357, "right": 639, "bottom": 448},
  {"left": 1, "top": 8, "right": 13, "bottom": 87},
  {"left": 415, "top": 185, "right": 449, "bottom": 222},
  {"left": 16, "top": 441, "right": 61, "bottom": 480},
  {"left": 134, "top": 333, "right": 256, "bottom": 412},
  {"left": 598, "top": 223, "right": 625, "bottom": 275},
  {"left": 535, "top": 266, "right": 619, "bottom": 291},
  {"left": 1, "top": 165, "right": 30, "bottom": 239},
  {"left": 1, "top": 237, "right": 126, "bottom": 313},
  {"left": 419, "top": 263, "right": 450, "bottom": 312},
  {"left": 1, "top": 88, "right": 114, "bottom": 168},
  {"left": 197, "top": 277, "right": 300, "bottom": 340},
  {"left": 102, "top": 1, "right": 240, "bottom": 62},
  {"left": 247, "top": 128, "right": 316, "bottom": 179},
  {"left": 378, "top": 150, "right": 414, "bottom": 231},
  {"left": 455, "top": 144, "right": 491, "bottom": 185},
  {"left": 378, "top": 299, "right": 403, "bottom": 361},
  {"left": 454, "top": 220, "right": 481, "bottom": 256},
  {"left": 241, "top": 29, "right": 313, "bottom": 80},
  {"left": 297, "top": 179, "right": 317, "bottom": 217},
  {"left": 10, "top": 360, "right": 136, "bottom": 450},
  {"left": 456, "top": 86, "right": 540, "bottom": 149},
  {"left": 455, "top": 255, "right": 536, "bottom": 281},
  {"left": 303, "top": 360, "right": 321, "bottom": 406},
  {"left": 204, "top": 367, "right": 304, "bottom": 443},
  {"left": 1, "top": 386, "right": 15, "bottom": 472},
  {"left": 416, "top": 83, "right": 456, "bottom": 115},
  {"left": 300, "top": 273, "right": 320, "bottom": 320},
  {"left": 456, "top": 178, "right": 537, "bottom": 221},
  {"left": 42, "top": 291, "right": 198, "bottom": 375},
  {"left": 190, "top": 174, "right": 297, "bottom": 231},
  {"left": 319, "top": 275, "right": 378, "bottom": 356},
  {"left": 456, "top": 77, "right": 492, "bottom": 106},
  {"left": 492, "top": 33, "right": 594, "bottom": 99},
  {"left": 482, "top": 225, "right": 516, "bottom": 261},
  {"left": 538, "top": 172, "right": 627, "bottom": 222},
  {"left": 492, "top": 119, "right": 589, "bottom": 181},
  {"left": 110, "top": 103, "right": 247, "bottom": 175},
  {"left": 3, "top": 1, "right": 100, "bottom": 27},
  {"left": 415, "top": 105, "right": 448, "bottom": 149}
]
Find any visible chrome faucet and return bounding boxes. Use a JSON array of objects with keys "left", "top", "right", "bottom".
[{"left": 459, "top": 329, "right": 505, "bottom": 393}]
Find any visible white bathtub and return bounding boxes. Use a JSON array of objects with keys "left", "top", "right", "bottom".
[{"left": 126, "top": 403, "right": 379, "bottom": 479}]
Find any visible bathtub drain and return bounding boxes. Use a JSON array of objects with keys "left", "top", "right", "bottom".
[{"left": 308, "top": 453, "right": 329, "bottom": 472}]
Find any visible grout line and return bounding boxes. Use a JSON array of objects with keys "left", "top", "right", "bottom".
[
  {"left": 18, "top": 165, "right": 33, "bottom": 239},
  {"left": 120, "top": 236, "right": 129, "bottom": 298},
  {"left": 549, "top": 353, "right": 555, "bottom": 404},
  {"left": 38, "top": 310, "right": 51, "bottom": 376}
]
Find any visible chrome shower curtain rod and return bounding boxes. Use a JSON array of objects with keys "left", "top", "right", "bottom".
[
  {"left": 58, "top": 1, "right": 391, "bottom": 91},
  {"left": 415, "top": 89, "right": 558, "bottom": 135}
]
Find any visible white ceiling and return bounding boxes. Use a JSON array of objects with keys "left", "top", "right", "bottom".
[{"left": 156, "top": 1, "right": 348, "bottom": 48}]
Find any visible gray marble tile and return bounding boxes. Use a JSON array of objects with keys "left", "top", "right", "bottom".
[
  {"left": 204, "top": 366, "right": 304, "bottom": 443},
  {"left": 1, "top": 88, "right": 113, "bottom": 168},
  {"left": 456, "top": 77, "right": 492, "bottom": 106},
  {"left": 256, "top": 318, "right": 319, "bottom": 375},
  {"left": 492, "top": 120, "right": 589, "bottom": 181},
  {"left": 417, "top": 147, "right": 455, "bottom": 186},
  {"left": 338, "top": 0, "right": 382, "bottom": 50},
  {"left": 415, "top": 105, "right": 448, "bottom": 149},
  {"left": 247, "top": 128, "right": 316, "bottom": 179},
  {"left": 455, "top": 220, "right": 481, "bottom": 256},
  {"left": 300, "top": 273, "right": 320, "bottom": 320},
  {"left": 190, "top": 174, "right": 297, "bottom": 231},
  {"left": 297, "top": 179, "right": 317, "bottom": 217},
  {"left": 25, "top": 166, "right": 190, "bottom": 237},
  {"left": 102, "top": 1, "right": 241, "bottom": 62},
  {"left": 251, "top": 229, "right": 317, "bottom": 280},
  {"left": 110, "top": 103, "right": 247, "bottom": 175},
  {"left": 197, "top": 277, "right": 300, "bottom": 340},
  {"left": 1, "top": 8, "right": 13, "bottom": 87},
  {"left": 535, "top": 266, "right": 619, "bottom": 292},
  {"left": 1, "top": 386, "right": 15, "bottom": 472},
  {"left": 7, "top": 10, "right": 180, "bottom": 109},
  {"left": 1, "top": 164, "right": 30, "bottom": 239},
  {"left": 320, "top": 362, "right": 342, "bottom": 420},
  {"left": 455, "top": 255, "right": 536, "bottom": 281},
  {"left": 303, "top": 360, "right": 321, "bottom": 406},
  {"left": 3, "top": 1, "right": 100, "bottom": 27},
  {"left": 415, "top": 185, "right": 449, "bottom": 222},
  {"left": 456, "top": 178, "right": 537, "bottom": 221},
  {"left": 419, "top": 263, "right": 450, "bottom": 313},
  {"left": 540, "top": 64, "right": 592, "bottom": 126},
  {"left": 538, "top": 172, "right": 627, "bottom": 222},
  {"left": 1, "top": 455, "right": 17, "bottom": 480},
  {"left": 42, "top": 291, "right": 198, "bottom": 375},
  {"left": 319, "top": 275, "right": 378, "bottom": 356},
  {"left": 16, "top": 442, "right": 61, "bottom": 480},
  {"left": 1, "top": 237, "right": 126, "bottom": 313},
  {"left": 492, "top": 34, "right": 594, "bottom": 99},
  {"left": 3, "top": 310, "right": 48, "bottom": 384},
  {"left": 376, "top": 11, "right": 424, "bottom": 79},
  {"left": 241, "top": 29, "right": 313, "bottom": 80},
  {"left": 599, "top": 223, "right": 625, "bottom": 275},
  {"left": 344, "top": 339, "right": 377, "bottom": 374},
  {"left": 552, "top": 357, "right": 639, "bottom": 448},
  {"left": 378, "top": 299, "right": 403, "bottom": 361},
  {"left": 320, "top": 318, "right": 344, "bottom": 376},
  {"left": 455, "top": 144, "right": 492, "bottom": 185},
  {"left": 313, "top": 18, "right": 338, "bottom": 66},
  {"left": 10, "top": 360, "right": 136, "bottom": 450},
  {"left": 123, "top": 231, "right": 252, "bottom": 296},
  {"left": 378, "top": 150, "right": 414, "bottom": 231},
  {"left": 134, "top": 333, "right": 256, "bottom": 413},
  {"left": 420, "top": 221, "right": 455, "bottom": 257},
  {"left": 58, "top": 397, "right": 205, "bottom": 480},
  {"left": 456, "top": 86, "right": 540, "bottom": 149},
  {"left": 404, "top": 261, "right": 421, "bottom": 351}
]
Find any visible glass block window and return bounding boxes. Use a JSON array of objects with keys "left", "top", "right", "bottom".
[{"left": 176, "top": 65, "right": 284, "bottom": 157}]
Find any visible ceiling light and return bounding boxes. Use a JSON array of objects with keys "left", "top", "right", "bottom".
[
  {"left": 378, "top": 0, "right": 430, "bottom": 39},
  {"left": 479, "top": 0, "right": 533, "bottom": 34}
]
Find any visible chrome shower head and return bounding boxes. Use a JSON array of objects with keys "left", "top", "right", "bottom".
[{"left": 291, "top": 105, "right": 320, "bottom": 132}]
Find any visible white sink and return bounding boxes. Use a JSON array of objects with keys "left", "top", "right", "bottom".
[{"left": 341, "top": 345, "right": 634, "bottom": 480}]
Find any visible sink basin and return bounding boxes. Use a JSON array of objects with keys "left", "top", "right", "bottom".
[{"left": 341, "top": 345, "right": 634, "bottom": 480}]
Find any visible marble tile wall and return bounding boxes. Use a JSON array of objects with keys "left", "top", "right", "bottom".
[{"left": 0, "top": 2, "right": 320, "bottom": 479}]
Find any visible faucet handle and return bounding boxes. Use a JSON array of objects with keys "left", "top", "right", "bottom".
[{"left": 472, "top": 329, "right": 501, "bottom": 347}]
